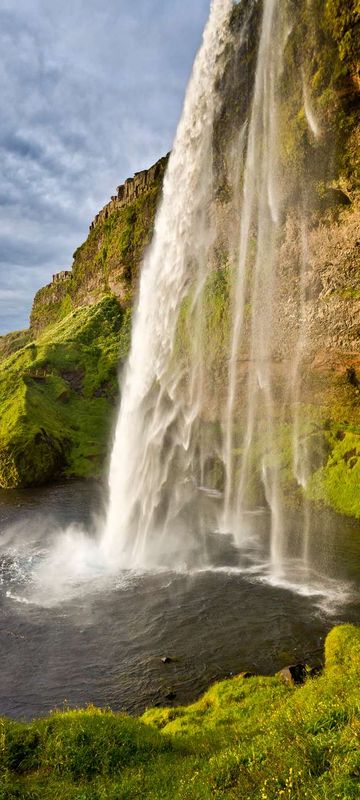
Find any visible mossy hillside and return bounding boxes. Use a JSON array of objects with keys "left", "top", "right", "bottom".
[
  {"left": 324, "top": 0, "right": 360, "bottom": 72},
  {"left": 72, "top": 184, "right": 162, "bottom": 296},
  {"left": 299, "top": 365, "right": 360, "bottom": 518},
  {"left": 215, "top": 0, "right": 359, "bottom": 208},
  {"left": 175, "top": 246, "right": 360, "bottom": 518},
  {"left": 277, "top": 420, "right": 360, "bottom": 520},
  {"left": 0, "top": 330, "right": 31, "bottom": 362},
  {"left": 0, "top": 297, "right": 130, "bottom": 488},
  {"left": 30, "top": 181, "right": 163, "bottom": 334},
  {"left": 30, "top": 277, "right": 74, "bottom": 333},
  {"left": 306, "top": 429, "right": 360, "bottom": 518},
  {"left": 1, "top": 625, "right": 359, "bottom": 799}
]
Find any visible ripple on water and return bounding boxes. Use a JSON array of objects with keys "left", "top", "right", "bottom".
[{"left": 0, "top": 481, "right": 359, "bottom": 719}]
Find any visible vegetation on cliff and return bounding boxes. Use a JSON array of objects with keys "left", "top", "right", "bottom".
[
  {"left": 30, "top": 157, "right": 167, "bottom": 335},
  {"left": 0, "top": 297, "right": 130, "bottom": 488},
  {"left": 279, "top": 0, "right": 359, "bottom": 191},
  {"left": 0, "top": 625, "right": 359, "bottom": 799}
]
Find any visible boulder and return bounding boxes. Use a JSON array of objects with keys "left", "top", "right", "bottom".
[{"left": 278, "top": 663, "right": 307, "bottom": 685}]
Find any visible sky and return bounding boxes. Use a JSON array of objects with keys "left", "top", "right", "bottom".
[{"left": 0, "top": 0, "right": 210, "bottom": 334}]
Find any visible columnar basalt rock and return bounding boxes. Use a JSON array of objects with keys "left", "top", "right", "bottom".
[
  {"left": 52, "top": 270, "right": 72, "bottom": 284},
  {"left": 89, "top": 154, "right": 169, "bottom": 231}
]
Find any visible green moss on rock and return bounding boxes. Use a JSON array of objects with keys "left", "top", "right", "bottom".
[
  {"left": 0, "top": 297, "right": 130, "bottom": 489},
  {"left": 0, "top": 329, "right": 31, "bottom": 361},
  {"left": 325, "top": 624, "right": 360, "bottom": 672},
  {"left": 306, "top": 429, "right": 360, "bottom": 518}
]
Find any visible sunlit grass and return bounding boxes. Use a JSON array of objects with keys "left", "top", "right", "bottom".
[
  {"left": 0, "top": 297, "right": 131, "bottom": 488},
  {"left": 1, "top": 625, "right": 359, "bottom": 799}
]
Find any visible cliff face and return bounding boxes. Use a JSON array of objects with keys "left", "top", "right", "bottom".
[
  {"left": 89, "top": 155, "right": 169, "bottom": 231},
  {"left": 0, "top": 0, "right": 359, "bottom": 512},
  {"left": 175, "top": 0, "right": 360, "bottom": 518},
  {"left": 30, "top": 155, "right": 169, "bottom": 333}
]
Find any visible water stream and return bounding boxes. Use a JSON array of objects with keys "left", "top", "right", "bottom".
[{"left": 103, "top": 0, "right": 233, "bottom": 566}]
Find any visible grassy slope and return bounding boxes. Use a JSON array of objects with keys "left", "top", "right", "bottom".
[
  {"left": 0, "top": 625, "right": 359, "bottom": 799},
  {"left": 0, "top": 297, "right": 130, "bottom": 488},
  {"left": 306, "top": 428, "right": 360, "bottom": 519},
  {"left": 0, "top": 331, "right": 31, "bottom": 361}
]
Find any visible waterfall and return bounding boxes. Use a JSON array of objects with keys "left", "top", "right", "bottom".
[
  {"left": 102, "top": 0, "right": 233, "bottom": 566},
  {"left": 100, "top": 0, "right": 337, "bottom": 593},
  {"left": 223, "top": 0, "right": 285, "bottom": 570}
]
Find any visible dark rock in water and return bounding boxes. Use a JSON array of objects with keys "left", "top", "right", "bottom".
[
  {"left": 161, "top": 656, "right": 173, "bottom": 664},
  {"left": 165, "top": 691, "right": 177, "bottom": 701},
  {"left": 278, "top": 663, "right": 307, "bottom": 685}
]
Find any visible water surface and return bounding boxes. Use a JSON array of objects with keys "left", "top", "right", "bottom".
[{"left": 0, "top": 481, "right": 359, "bottom": 720}]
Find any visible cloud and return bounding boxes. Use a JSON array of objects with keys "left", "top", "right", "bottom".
[{"left": 0, "top": 0, "right": 210, "bottom": 334}]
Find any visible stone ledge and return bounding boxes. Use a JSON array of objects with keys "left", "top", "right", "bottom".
[{"left": 89, "top": 153, "right": 169, "bottom": 231}]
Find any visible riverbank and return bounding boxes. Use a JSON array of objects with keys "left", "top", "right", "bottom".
[{"left": 1, "top": 624, "right": 359, "bottom": 799}]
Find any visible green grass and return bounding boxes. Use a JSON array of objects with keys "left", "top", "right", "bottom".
[
  {"left": 0, "top": 330, "right": 31, "bottom": 361},
  {"left": 0, "top": 625, "right": 359, "bottom": 799},
  {"left": 0, "top": 296, "right": 131, "bottom": 488},
  {"left": 306, "top": 429, "right": 360, "bottom": 518}
]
